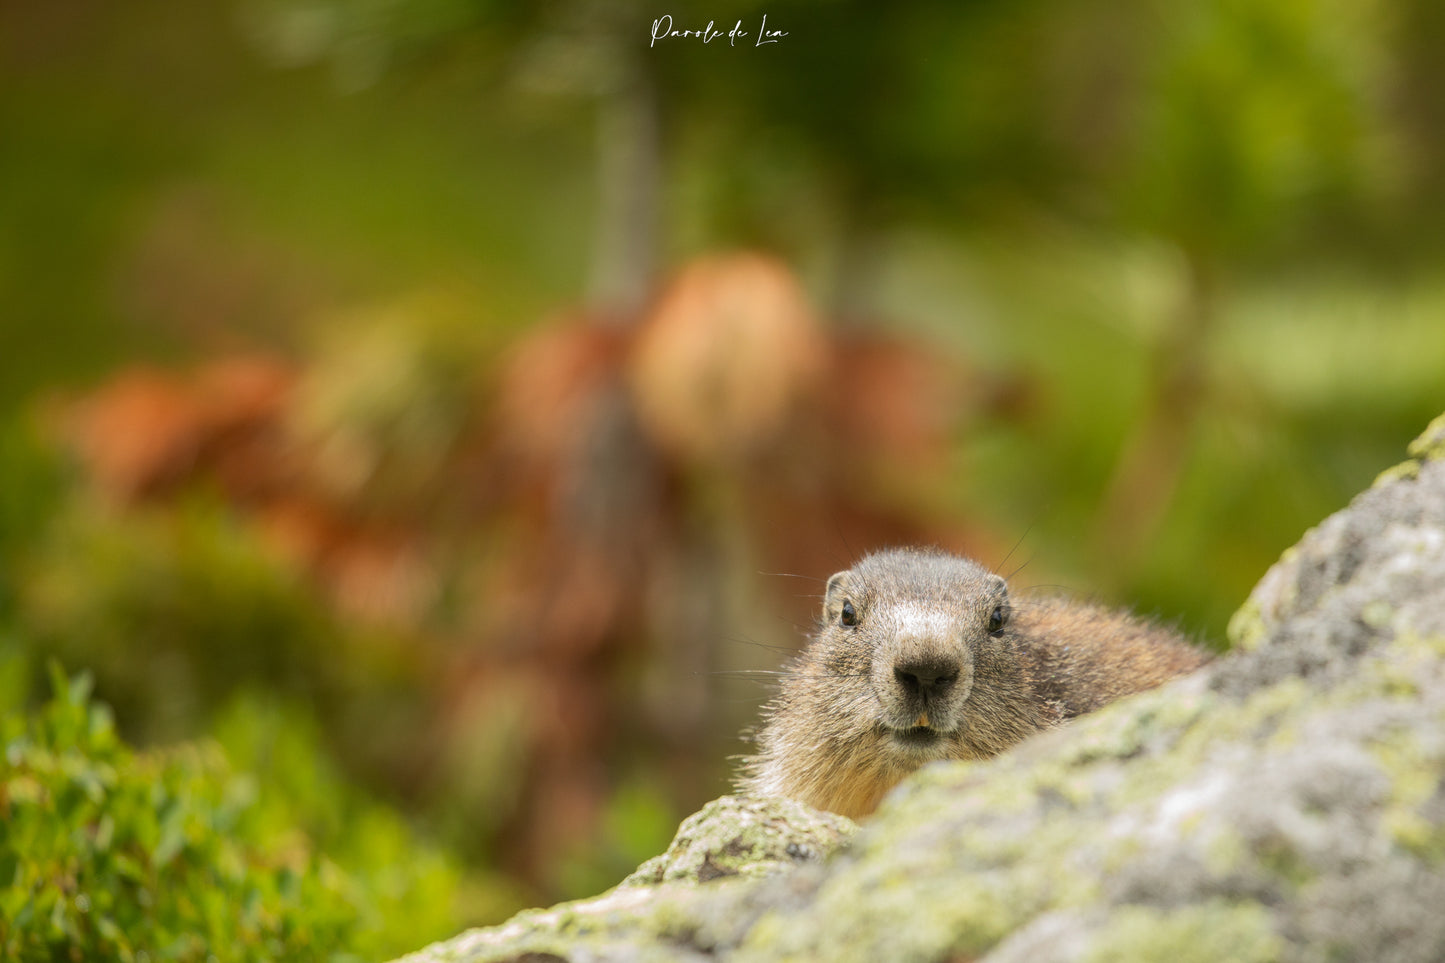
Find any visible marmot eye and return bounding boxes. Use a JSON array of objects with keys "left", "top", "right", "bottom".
[
  {"left": 988, "top": 605, "right": 1007, "bottom": 634},
  {"left": 840, "top": 600, "right": 858, "bottom": 627}
]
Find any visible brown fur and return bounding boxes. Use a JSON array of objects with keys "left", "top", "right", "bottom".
[{"left": 737, "top": 547, "right": 1209, "bottom": 818}]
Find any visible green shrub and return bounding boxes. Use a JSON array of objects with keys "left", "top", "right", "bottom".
[
  {"left": 0, "top": 663, "right": 460, "bottom": 962},
  {"left": 20, "top": 500, "right": 347, "bottom": 746},
  {"left": 16, "top": 496, "right": 435, "bottom": 796}
]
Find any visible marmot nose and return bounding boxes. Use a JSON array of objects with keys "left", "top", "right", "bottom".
[{"left": 893, "top": 658, "right": 960, "bottom": 695}]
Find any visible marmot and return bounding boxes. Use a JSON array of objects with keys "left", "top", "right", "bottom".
[{"left": 737, "top": 547, "right": 1208, "bottom": 818}]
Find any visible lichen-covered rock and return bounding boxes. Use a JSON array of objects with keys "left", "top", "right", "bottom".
[
  {"left": 390, "top": 413, "right": 1445, "bottom": 963},
  {"left": 621, "top": 794, "right": 856, "bottom": 887},
  {"left": 390, "top": 797, "right": 853, "bottom": 963}
]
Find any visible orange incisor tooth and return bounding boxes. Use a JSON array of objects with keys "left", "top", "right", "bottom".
[{"left": 916, "top": 711, "right": 929, "bottom": 728}]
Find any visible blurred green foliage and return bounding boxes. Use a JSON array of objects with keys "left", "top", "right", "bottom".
[
  {"left": 1123, "top": 0, "right": 1392, "bottom": 256},
  {"left": 0, "top": 664, "right": 460, "bottom": 962},
  {"left": 17, "top": 492, "right": 433, "bottom": 783},
  {"left": 0, "top": 417, "right": 65, "bottom": 630},
  {"left": 24, "top": 499, "right": 341, "bottom": 743}
]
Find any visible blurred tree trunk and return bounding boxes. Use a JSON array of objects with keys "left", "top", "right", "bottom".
[
  {"left": 826, "top": 179, "right": 885, "bottom": 325},
  {"left": 587, "top": 51, "right": 659, "bottom": 319},
  {"left": 1093, "top": 250, "right": 1216, "bottom": 578}
]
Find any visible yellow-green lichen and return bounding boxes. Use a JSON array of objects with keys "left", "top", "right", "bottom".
[
  {"left": 1360, "top": 600, "right": 1395, "bottom": 629},
  {"left": 1371, "top": 414, "right": 1445, "bottom": 487},
  {"left": 1374, "top": 460, "right": 1422, "bottom": 487},
  {"left": 793, "top": 871, "right": 1028, "bottom": 962},
  {"left": 1392, "top": 629, "right": 1445, "bottom": 660},
  {"left": 1156, "top": 678, "right": 1291, "bottom": 760},
  {"left": 624, "top": 795, "right": 857, "bottom": 888},
  {"left": 1054, "top": 683, "right": 1215, "bottom": 770},
  {"left": 648, "top": 877, "right": 763, "bottom": 950},
  {"left": 1406, "top": 412, "right": 1445, "bottom": 463},
  {"left": 1029, "top": 772, "right": 1094, "bottom": 810},
  {"left": 1253, "top": 836, "right": 1317, "bottom": 890},
  {"left": 1366, "top": 655, "right": 1423, "bottom": 700},
  {"left": 1382, "top": 809, "right": 1443, "bottom": 862},
  {"left": 1098, "top": 834, "right": 1148, "bottom": 880},
  {"left": 733, "top": 909, "right": 793, "bottom": 959},
  {"left": 1372, "top": 729, "right": 1445, "bottom": 863},
  {"left": 1227, "top": 598, "right": 1270, "bottom": 651},
  {"left": 1200, "top": 678, "right": 1312, "bottom": 748},
  {"left": 1083, "top": 902, "right": 1284, "bottom": 963},
  {"left": 1201, "top": 826, "right": 1251, "bottom": 878},
  {"left": 1082, "top": 678, "right": 1311, "bottom": 819},
  {"left": 1331, "top": 635, "right": 1445, "bottom": 707}
]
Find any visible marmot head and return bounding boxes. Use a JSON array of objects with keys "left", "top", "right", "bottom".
[
  {"left": 743, "top": 546, "right": 1201, "bottom": 817},
  {"left": 806, "top": 547, "right": 1051, "bottom": 768}
]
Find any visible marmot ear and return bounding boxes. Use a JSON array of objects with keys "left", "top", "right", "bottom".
[{"left": 823, "top": 571, "right": 853, "bottom": 621}]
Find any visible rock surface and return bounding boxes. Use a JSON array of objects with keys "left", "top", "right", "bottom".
[{"left": 392, "top": 412, "right": 1445, "bottom": 963}]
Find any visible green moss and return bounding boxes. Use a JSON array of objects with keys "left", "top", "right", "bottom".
[{"left": 1083, "top": 902, "right": 1284, "bottom": 963}]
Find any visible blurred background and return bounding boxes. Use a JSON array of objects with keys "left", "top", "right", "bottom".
[{"left": 2, "top": 0, "right": 1444, "bottom": 951}]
